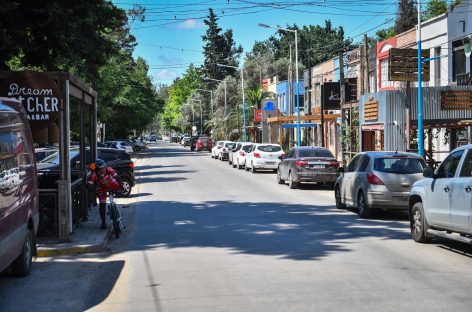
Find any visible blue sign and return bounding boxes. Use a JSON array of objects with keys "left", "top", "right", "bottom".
[{"left": 264, "top": 101, "right": 275, "bottom": 110}]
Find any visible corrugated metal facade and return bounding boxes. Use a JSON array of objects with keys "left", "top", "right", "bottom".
[
  {"left": 360, "top": 91, "right": 408, "bottom": 151},
  {"left": 410, "top": 86, "right": 472, "bottom": 121},
  {"left": 360, "top": 86, "right": 472, "bottom": 152}
]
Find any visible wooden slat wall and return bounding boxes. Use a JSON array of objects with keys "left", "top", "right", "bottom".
[
  {"left": 441, "top": 90, "right": 472, "bottom": 110},
  {"left": 388, "top": 48, "right": 430, "bottom": 82},
  {"left": 364, "top": 98, "right": 378, "bottom": 121}
]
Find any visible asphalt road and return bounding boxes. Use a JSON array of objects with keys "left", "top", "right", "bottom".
[{"left": 2, "top": 142, "right": 472, "bottom": 312}]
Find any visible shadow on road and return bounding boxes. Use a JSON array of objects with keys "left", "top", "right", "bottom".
[
  {"left": 129, "top": 199, "right": 410, "bottom": 261},
  {"left": 0, "top": 260, "right": 124, "bottom": 311},
  {"left": 137, "top": 170, "right": 196, "bottom": 177},
  {"left": 135, "top": 164, "right": 184, "bottom": 171}
]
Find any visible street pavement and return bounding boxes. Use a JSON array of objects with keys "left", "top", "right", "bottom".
[{"left": 2, "top": 142, "right": 472, "bottom": 312}]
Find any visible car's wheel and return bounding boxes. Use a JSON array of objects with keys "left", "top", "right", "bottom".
[
  {"left": 327, "top": 182, "right": 335, "bottom": 190},
  {"left": 251, "top": 162, "right": 257, "bottom": 173},
  {"left": 277, "top": 169, "right": 285, "bottom": 184},
  {"left": 117, "top": 175, "right": 132, "bottom": 197},
  {"left": 357, "top": 191, "right": 371, "bottom": 218},
  {"left": 411, "top": 202, "right": 431, "bottom": 243},
  {"left": 232, "top": 161, "right": 236, "bottom": 168},
  {"left": 228, "top": 159, "right": 232, "bottom": 165},
  {"left": 335, "top": 186, "right": 346, "bottom": 209},
  {"left": 288, "top": 171, "right": 298, "bottom": 189},
  {"left": 10, "top": 228, "right": 34, "bottom": 277},
  {"left": 245, "top": 163, "right": 249, "bottom": 171}
]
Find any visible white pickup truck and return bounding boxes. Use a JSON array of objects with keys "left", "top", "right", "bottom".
[{"left": 409, "top": 144, "right": 472, "bottom": 244}]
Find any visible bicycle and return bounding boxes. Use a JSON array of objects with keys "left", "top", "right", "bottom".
[{"left": 107, "top": 192, "right": 123, "bottom": 238}]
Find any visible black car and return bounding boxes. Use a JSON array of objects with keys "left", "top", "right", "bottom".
[{"left": 37, "top": 148, "right": 136, "bottom": 197}]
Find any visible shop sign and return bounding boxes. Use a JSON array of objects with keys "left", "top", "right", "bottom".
[
  {"left": 0, "top": 72, "right": 61, "bottom": 126},
  {"left": 254, "top": 109, "right": 262, "bottom": 122}
]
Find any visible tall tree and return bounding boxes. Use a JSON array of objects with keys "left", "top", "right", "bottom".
[
  {"left": 394, "top": 0, "right": 417, "bottom": 34},
  {"left": 0, "top": 0, "right": 135, "bottom": 80},
  {"left": 422, "top": 0, "right": 448, "bottom": 21},
  {"left": 201, "top": 8, "right": 242, "bottom": 81}
]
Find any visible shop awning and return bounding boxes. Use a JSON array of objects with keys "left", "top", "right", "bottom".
[{"left": 361, "top": 123, "right": 384, "bottom": 131}]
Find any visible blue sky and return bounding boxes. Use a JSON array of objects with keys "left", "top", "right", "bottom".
[{"left": 113, "top": 0, "right": 400, "bottom": 85}]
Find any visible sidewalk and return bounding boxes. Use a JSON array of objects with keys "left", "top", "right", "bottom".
[{"left": 36, "top": 205, "right": 111, "bottom": 257}]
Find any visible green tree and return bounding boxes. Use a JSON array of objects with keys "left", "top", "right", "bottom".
[
  {"left": 201, "top": 8, "right": 242, "bottom": 81},
  {"left": 161, "top": 65, "right": 202, "bottom": 131},
  {"left": 422, "top": 0, "right": 448, "bottom": 21},
  {"left": 376, "top": 27, "right": 396, "bottom": 41},
  {"left": 96, "top": 54, "right": 163, "bottom": 138},
  {"left": 394, "top": 0, "right": 417, "bottom": 34},
  {"left": 0, "top": 0, "right": 135, "bottom": 80}
]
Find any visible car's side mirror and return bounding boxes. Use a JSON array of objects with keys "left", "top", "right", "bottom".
[
  {"left": 278, "top": 155, "right": 283, "bottom": 160},
  {"left": 338, "top": 167, "right": 345, "bottom": 173},
  {"left": 423, "top": 167, "right": 436, "bottom": 178}
]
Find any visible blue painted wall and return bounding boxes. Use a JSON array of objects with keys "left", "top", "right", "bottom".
[{"left": 276, "top": 80, "right": 304, "bottom": 115}]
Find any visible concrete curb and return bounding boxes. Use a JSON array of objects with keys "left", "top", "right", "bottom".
[{"left": 36, "top": 227, "right": 111, "bottom": 257}]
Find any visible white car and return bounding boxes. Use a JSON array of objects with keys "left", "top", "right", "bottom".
[
  {"left": 106, "top": 141, "right": 134, "bottom": 154},
  {"left": 211, "top": 141, "right": 226, "bottom": 159},
  {"left": 231, "top": 143, "right": 253, "bottom": 169},
  {"left": 409, "top": 144, "right": 472, "bottom": 244},
  {"left": 244, "top": 143, "right": 284, "bottom": 173}
]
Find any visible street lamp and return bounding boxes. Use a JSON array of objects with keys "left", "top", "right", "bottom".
[
  {"left": 258, "top": 23, "right": 301, "bottom": 146},
  {"left": 217, "top": 63, "right": 247, "bottom": 142},
  {"left": 189, "top": 99, "right": 203, "bottom": 134},
  {"left": 204, "top": 77, "right": 227, "bottom": 117},
  {"left": 196, "top": 88, "right": 213, "bottom": 116}
]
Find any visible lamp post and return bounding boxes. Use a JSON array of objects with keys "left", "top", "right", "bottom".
[
  {"left": 204, "top": 77, "right": 227, "bottom": 117},
  {"left": 417, "top": 0, "right": 424, "bottom": 157},
  {"left": 189, "top": 99, "right": 202, "bottom": 134},
  {"left": 259, "top": 23, "right": 301, "bottom": 146},
  {"left": 196, "top": 88, "right": 213, "bottom": 115},
  {"left": 218, "top": 63, "right": 247, "bottom": 142}
]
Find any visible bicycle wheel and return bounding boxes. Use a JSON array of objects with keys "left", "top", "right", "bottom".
[{"left": 109, "top": 204, "right": 122, "bottom": 238}]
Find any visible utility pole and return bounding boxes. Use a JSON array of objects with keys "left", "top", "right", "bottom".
[
  {"left": 363, "top": 34, "right": 370, "bottom": 94},
  {"left": 339, "top": 50, "right": 346, "bottom": 164},
  {"left": 289, "top": 44, "right": 293, "bottom": 146}
]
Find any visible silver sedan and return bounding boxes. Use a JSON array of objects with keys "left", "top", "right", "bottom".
[{"left": 335, "top": 151, "right": 426, "bottom": 218}]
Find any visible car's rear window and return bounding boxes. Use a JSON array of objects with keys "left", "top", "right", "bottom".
[
  {"left": 242, "top": 145, "right": 253, "bottom": 152},
  {"left": 257, "top": 145, "right": 282, "bottom": 152},
  {"left": 374, "top": 157, "right": 425, "bottom": 174},
  {"left": 298, "top": 149, "right": 334, "bottom": 158},
  {"left": 225, "top": 142, "right": 236, "bottom": 148}
]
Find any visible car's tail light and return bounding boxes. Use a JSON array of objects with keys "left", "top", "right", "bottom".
[
  {"left": 330, "top": 161, "right": 339, "bottom": 168},
  {"left": 130, "top": 162, "right": 135, "bottom": 169},
  {"left": 367, "top": 173, "right": 384, "bottom": 185},
  {"left": 253, "top": 152, "right": 261, "bottom": 158},
  {"left": 295, "top": 160, "right": 308, "bottom": 167},
  {"left": 239, "top": 151, "right": 245, "bottom": 156}
]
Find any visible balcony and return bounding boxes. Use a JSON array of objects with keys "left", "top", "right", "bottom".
[{"left": 457, "top": 72, "right": 472, "bottom": 85}]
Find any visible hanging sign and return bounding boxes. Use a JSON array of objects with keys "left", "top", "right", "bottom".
[{"left": 0, "top": 72, "right": 61, "bottom": 126}]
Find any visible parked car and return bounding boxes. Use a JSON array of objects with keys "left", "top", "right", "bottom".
[
  {"left": 277, "top": 146, "right": 339, "bottom": 189},
  {"left": 245, "top": 143, "right": 284, "bottom": 173},
  {"left": 409, "top": 145, "right": 472, "bottom": 244},
  {"left": 219, "top": 141, "right": 236, "bottom": 160},
  {"left": 195, "top": 136, "right": 213, "bottom": 152},
  {"left": 232, "top": 143, "right": 254, "bottom": 169},
  {"left": 105, "top": 141, "right": 134, "bottom": 154},
  {"left": 211, "top": 141, "right": 226, "bottom": 158},
  {"left": 335, "top": 151, "right": 426, "bottom": 218},
  {"left": 0, "top": 97, "right": 39, "bottom": 277},
  {"left": 38, "top": 147, "right": 136, "bottom": 197},
  {"left": 35, "top": 147, "right": 58, "bottom": 162},
  {"left": 149, "top": 135, "right": 158, "bottom": 142},
  {"left": 181, "top": 136, "right": 191, "bottom": 147},
  {"left": 228, "top": 143, "right": 242, "bottom": 166}
]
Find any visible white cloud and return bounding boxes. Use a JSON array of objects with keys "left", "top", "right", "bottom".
[
  {"left": 175, "top": 19, "right": 204, "bottom": 30},
  {"left": 155, "top": 70, "right": 179, "bottom": 81}
]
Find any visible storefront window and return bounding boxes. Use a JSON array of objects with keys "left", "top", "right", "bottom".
[
  {"left": 380, "top": 59, "right": 393, "bottom": 88},
  {"left": 453, "top": 40, "right": 466, "bottom": 82}
]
